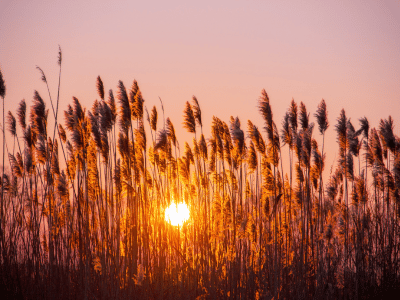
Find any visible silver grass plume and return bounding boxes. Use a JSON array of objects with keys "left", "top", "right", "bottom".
[
  {"left": 117, "top": 80, "right": 131, "bottom": 134},
  {"left": 24, "top": 148, "right": 33, "bottom": 174},
  {"left": 0, "top": 67, "right": 5, "bottom": 98},
  {"left": 135, "top": 121, "right": 146, "bottom": 152},
  {"left": 346, "top": 151, "right": 354, "bottom": 180},
  {"left": 70, "top": 97, "right": 86, "bottom": 151},
  {"left": 99, "top": 100, "right": 113, "bottom": 133},
  {"left": 230, "top": 116, "right": 245, "bottom": 159},
  {"left": 299, "top": 102, "right": 309, "bottom": 130},
  {"left": 312, "top": 139, "right": 324, "bottom": 174},
  {"left": 134, "top": 88, "right": 144, "bottom": 120},
  {"left": 6, "top": 111, "right": 16, "bottom": 137},
  {"left": 64, "top": 104, "right": 75, "bottom": 132},
  {"left": 184, "top": 142, "right": 194, "bottom": 165},
  {"left": 130, "top": 80, "right": 139, "bottom": 105},
  {"left": 36, "top": 134, "right": 47, "bottom": 164},
  {"left": 258, "top": 89, "right": 274, "bottom": 143},
  {"left": 335, "top": 109, "right": 348, "bottom": 162},
  {"left": 57, "top": 170, "right": 68, "bottom": 199},
  {"left": 281, "top": 112, "right": 293, "bottom": 148},
  {"left": 9, "top": 154, "right": 22, "bottom": 177},
  {"left": 59, "top": 124, "right": 67, "bottom": 143},
  {"left": 36, "top": 66, "right": 47, "bottom": 83},
  {"left": 369, "top": 128, "right": 383, "bottom": 167},
  {"left": 100, "top": 131, "right": 109, "bottom": 162},
  {"left": 154, "top": 129, "right": 168, "bottom": 152},
  {"left": 166, "top": 118, "right": 177, "bottom": 147},
  {"left": 183, "top": 101, "right": 196, "bottom": 133},
  {"left": 247, "top": 141, "right": 257, "bottom": 173},
  {"left": 30, "top": 91, "right": 47, "bottom": 137},
  {"left": 58, "top": 45, "right": 62, "bottom": 66},
  {"left": 192, "top": 96, "right": 202, "bottom": 128},
  {"left": 117, "top": 132, "right": 129, "bottom": 157},
  {"left": 107, "top": 89, "right": 117, "bottom": 125},
  {"left": 314, "top": 99, "right": 329, "bottom": 135},
  {"left": 347, "top": 120, "right": 359, "bottom": 157},
  {"left": 72, "top": 96, "right": 84, "bottom": 121},
  {"left": 150, "top": 106, "right": 158, "bottom": 131},
  {"left": 247, "top": 120, "right": 266, "bottom": 154},
  {"left": 92, "top": 99, "right": 100, "bottom": 117},
  {"left": 88, "top": 111, "right": 102, "bottom": 150},
  {"left": 96, "top": 76, "right": 105, "bottom": 100},
  {"left": 379, "top": 116, "right": 395, "bottom": 153},
  {"left": 199, "top": 134, "right": 208, "bottom": 159},
  {"left": 289, "top": 99, "right": 298, "bottom": 132},
  {"left": 17, "top": 99, "right": 26, "bottom": 131},
  {"left": 357, "top": 117, "right": 369, "bottom": 140},
  {"left": 23, "top": 126, "right": 35, "bottom": 149}
]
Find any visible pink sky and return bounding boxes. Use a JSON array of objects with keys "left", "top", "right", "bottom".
[{"left": 1, "top": 0, "right": 400, "bottom": 175}]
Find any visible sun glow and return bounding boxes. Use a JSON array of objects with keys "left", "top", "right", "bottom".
[{"left": 165, "top": 202, "right": 190, "bottom": 226}]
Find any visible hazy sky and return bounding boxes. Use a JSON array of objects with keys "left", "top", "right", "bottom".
[{"left": 1, "top": 0, "right": 400, "bottom": 172}]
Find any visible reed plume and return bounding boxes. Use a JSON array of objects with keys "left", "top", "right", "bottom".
[
  {"left": 16, "top": 99, "right": 26, "bottom": 131},
  {"left": 96, "top": 76, "right": 105, "bottom": 100},
  {"left": 0, "top": 67, "right": 5, "bottom": 98},
  {"left": 150, "top": 106, "right": 158, "bottom": 131},
  {"left": 183, "top": 101, "right": 196, "bottom": 134},
  {"left": 192, "top": 96, "right": 202, "bottom": 130},
  {"left": 6, "top": 111, "right": 16, "bottom": 137}
]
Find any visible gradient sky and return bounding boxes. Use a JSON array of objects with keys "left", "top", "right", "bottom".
[{"left": 1, "top": 0, "right": 400, "bottom": 173}]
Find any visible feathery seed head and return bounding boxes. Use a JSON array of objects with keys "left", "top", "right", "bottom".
[
  {"left": 58, "top": 45, "right": 62, "bottom": 66},
  {"left": 258, "top": 89, "right": 273, "bottom": 134},
  {"left": 96, "top": 76, "right": 105, "bottom": 100},
  {"left": 134, "top": 89, "right": 144, "bottom": 120},
  {"left": 6, "top": 111, "right": 16, "bottom": 137},
  {"left": 166, "top": 118, "right": 177, "bottom": 147},
  {"left": 130, "top": 80, "right": 139, "bottom": 105},
  {"left": 36, "top": 66, "right": 47, "bottom": 83},
  {"left": 135, "top": 121, "right": 147, "bottom": 151},
  {"left": 0, "top": 67, "right": 5, "bottom": 98},
  {"left": 230, "top": 116, "right": 245, "bottom": 154},
  {"left": 299, "top": 102, "right": 309, "bottom": 130},
  {"left": 17, "top": 99, "right": 26, "bottom": 130},
  {"left": 192, "top": 96, "right": 202, "bottom": 128},
  {"left": 99, "top": 100, "right": 113, "bottom": 133},
  {"left": 183, "top": 101, "right": 196, "bottom": 133},
  {"left": 248, "top": 141, "right": 257, "bottom": 172},
  {"left": 315, "top": 99, "right": 329, "bottom": 134},
  {"left": 357, "top": 117, "right": 369, "bottom": 139},
  {"left": 117, "top": 80, "right": 131, "bottom": 133},
  {"left": 379, "top": 116, "right": 395, "bottom": 153},
  {"left": 88, "top": 111, "right": 102, "bottom": 150},
  {"left": 154, "top": 129, "right": 168, "bottom": 152},
  {"left": 150, "top": 106, "right": 158, "bottom": 131},
  {"left": 30, "top": 91, "right": 47, "bottom": 136},
  {"left": 281, "top": 111, "right": 293, "bottom": 148},
  {"left": 107, "top": 89, "right": 117, "bottom": 125},
  {"left": 59, "top": 124, "right": 67, "bottom": 143},
  {"left": 289, "top": 99, "right": 298, "bottom": 132},
  {"left": 199, "top": 134, "right": 208, "bottom": 159}
]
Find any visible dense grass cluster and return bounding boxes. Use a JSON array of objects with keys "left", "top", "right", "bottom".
[{"left": 1, "top": 51, "right": 400, "bottom": 299}]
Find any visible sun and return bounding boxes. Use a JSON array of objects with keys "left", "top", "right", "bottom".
[{"left": 165, "top": 202, "right": 190, "bottom": 226}]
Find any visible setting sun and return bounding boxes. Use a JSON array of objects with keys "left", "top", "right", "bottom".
[{"left": 165, "top": 202, "right": 190, "bottom": 226}]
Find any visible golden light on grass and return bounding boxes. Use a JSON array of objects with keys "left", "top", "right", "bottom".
[{"left": 165, "top": 202, "right": 190, "bottom": 226}]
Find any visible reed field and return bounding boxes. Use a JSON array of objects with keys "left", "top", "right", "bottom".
[{"left": 1, "top": 50, "right": 400, "bottom": 299}]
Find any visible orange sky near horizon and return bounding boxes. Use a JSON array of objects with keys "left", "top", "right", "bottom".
[{"left": 1, "top": 0, "right": 400, "bottom": 177}]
